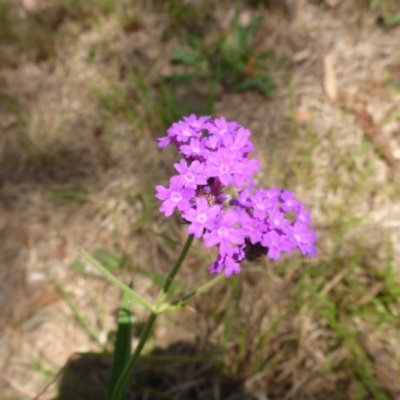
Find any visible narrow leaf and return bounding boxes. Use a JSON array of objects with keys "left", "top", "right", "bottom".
[
  {"left": 107, "top": 289, "right": 133, "bottom": 400},
  {"left": 79, "top": 249, "right": 154, "bottom": 312}
]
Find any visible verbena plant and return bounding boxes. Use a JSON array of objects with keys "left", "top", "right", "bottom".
[
  {"left": 81, "top": 114, "right": 317, "bottom": 399},
  {"left": 165, "top": 16, "right": 276, "bottom": 98}
]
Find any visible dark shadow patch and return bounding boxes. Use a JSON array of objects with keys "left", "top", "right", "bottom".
[{"left": 55, "top": 341, "right": 255, "bottom": 400}]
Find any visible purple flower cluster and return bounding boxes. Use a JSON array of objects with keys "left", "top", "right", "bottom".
[{"left": 156, "top": 115, "right": 317, "bottom": 278}]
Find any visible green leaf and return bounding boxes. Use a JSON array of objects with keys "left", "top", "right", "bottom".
[
  {"left": 172, "top": 50, "right": 199, "bottom": 65},
  {"left": 238, "top": 15, "right": 263, "bottom": 48},
  {"left": 79, "top": 249, "right": 154, "bottom": 312},
  {"left": 107, "top": 289, "right": 133, "bottom": 400},
  {"left": 237, "top": 75, "right": 276, "bottom": 97},
  {"left": 384, "top": 11, "right": 400, "bottom": 26},
  {"left": 94, "top": 249, "right": 124, "bottom": 270}
]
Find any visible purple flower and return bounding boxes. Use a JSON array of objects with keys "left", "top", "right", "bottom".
[
  {"left": 238, "top": 209, "right": 265, "bottom": 245},
  {"left": 183, "top": 114, "right": 210, "bottom": 132},
  {"left": 204, "top": 135, "right": 221, "bottom": 151},
  {"left": 266, "top": 209, "right": 291, "bottom": 233},
  {"left": 262, "top": 230, "right": 295, "bottom": 260},
  {"left": 293, "top": 221, "right": 317, "bottom": 257},
  {"left": 174, "top": 159, "right": 207, "bottom": 189},
  {"left": 208, "top": 253, "right": 224, "bottom": 275},
  {"left": 280, "top": 190, "right": 302, "bottom": 212},
  {"left": 216, "top": 193, "right": 227, "bottom": 203},
  {"left": 205, "top": 148, "right": 245, "bottom": 187},
  {"left": 155, "top": 114, "right": 318, "bottom": 277},
  {"left": 167, "top": 121, "right": 198, "bottom": 143},
  {"left": 203, "top": 210, "right": 245, "bottom": 257},
  {"left": 179, "top": 138, "right": 207, "bottom": 158},
  {"left": 155, "top": 177, "right": 195, "bottom": 217},
  {"left": 261, "top": 187, "right": 281, "bottom": 200},
  {"left": 296, "top": 205, "right": 312, "bottom": 225},
  {"left": 249, "top": 190, "right": 276, "bottom": 220},
  {"left": 224, "top": 254, "right": 242, "bottom": 277},
  {"left": 223, "top": 127, "right": 255, "bottom": 155},
  {"left": 156, "top": 136, "right": 171, "bottom": 148},
  {"left": 234, "top": 158, "right": 260, "bottom": 188},
  {"left": 208, "top": 249, "right": 243, "bottom": 278},
  {"left": 230, "top": 188, "right": 252, "bottom": 208},
  {"left": 206, "top": 117, "right": 239, "bottom": 137},
  {"left": 182, "top": 197, "right": 221, "bottom": 238}
]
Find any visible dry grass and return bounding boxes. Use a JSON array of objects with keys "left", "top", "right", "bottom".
[{"left": 1, "top": 0, "right": 400, "bottom": 399}]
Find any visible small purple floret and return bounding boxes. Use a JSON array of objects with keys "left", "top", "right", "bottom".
[
  {"left": 182, "top": 197, "right": 221, "bottom": 239},
  {"left": 203, "top": 210, "right": 245, "bottom": 257},
  {"left": 155, "top": 177, "right": 195, "bottom": 217},
  {"left": 174, "top": 159, "right": 207, "bottom": 189}
]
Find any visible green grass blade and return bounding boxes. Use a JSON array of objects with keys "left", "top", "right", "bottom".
[
  {"left": 51, "top": 275, "right": 103, "bottom": 348},
  {"left": 79, "top": 248, "right": 154, "bottom": 312},
  {"left": 107, "top": 288, "right": 133, "bottom": 400}
]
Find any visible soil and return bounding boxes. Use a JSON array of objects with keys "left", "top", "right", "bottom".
[{"left": 0, "top": 0, "right": 400, "bottom": 399}]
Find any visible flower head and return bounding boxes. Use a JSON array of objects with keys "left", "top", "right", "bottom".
[{"left": 155, "top": 115, "right": 317, "bottom": 277}]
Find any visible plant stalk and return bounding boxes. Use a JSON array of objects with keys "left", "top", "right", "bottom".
[{"left": 110, "top": 234, "right": 194, "bottom": 400}]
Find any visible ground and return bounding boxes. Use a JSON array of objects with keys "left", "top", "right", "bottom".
[{"left": 1, "top": 0, "right": 400, "bottom": 399}]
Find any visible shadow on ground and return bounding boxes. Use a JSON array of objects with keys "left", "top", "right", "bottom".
[{"left": 55, "top": 341, "right": 255, "bottom": 400}]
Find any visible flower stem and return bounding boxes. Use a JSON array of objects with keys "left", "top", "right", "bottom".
[
  {"left": 109, "top": 312, "right": 157, "bottom": 400},
  {"left": 110, "top": 234, "right": 194, "bottom": 400},
  {"left": 178, "top": 272, "right": 225, "bottom": 302},
  {"left": 162, "top": 273, "right": 225, "bottom": 312},
  {"left": 154, "top": 234, "right": 194, "bottom": 313}
]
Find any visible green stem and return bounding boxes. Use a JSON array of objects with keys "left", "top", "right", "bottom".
[
  {"left": 80, "top": 249, "right": 153, "bottom": 312},
  {"left": 107, "top": 289, "right": 133, "bottom": 399},
  {"left": 110, "top": 312, "right": 157, "bottom": 400},
  {"left": 162, "top": 273, "right": 225, "bottom": 312},
  {"left": 154, "top": 234, "right": 194, "bottom": 312},
  {"left": 178, "top": 272, "right": 225, "bottom": 302},
  {"left": 110, "top": 234, "right": 194, "bottom": 400}
]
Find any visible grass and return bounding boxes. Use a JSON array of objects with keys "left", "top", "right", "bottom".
[
  {"left": 1, "top": 0, "right": 400, "bottom": 399},
  {"left": 51, "top": 273, "right": 104, "bottom": 348},
  {"left": 163, "top": 13, "right": 275, "bottom": 106}
]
